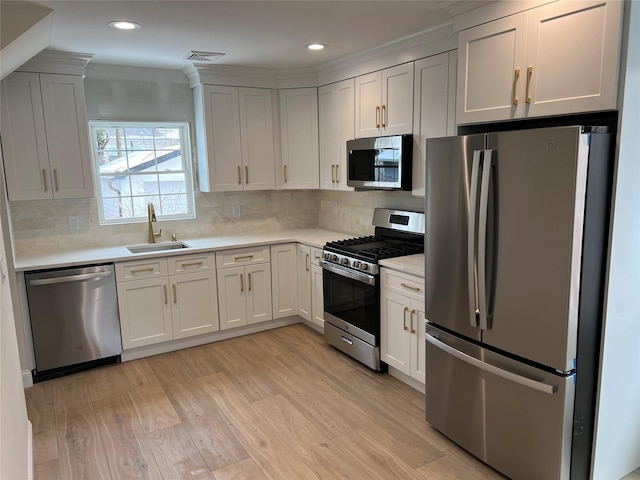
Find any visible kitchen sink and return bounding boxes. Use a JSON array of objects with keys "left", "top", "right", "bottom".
[{"left": 126, "top": 242, "right": 191, "bottom": 254}]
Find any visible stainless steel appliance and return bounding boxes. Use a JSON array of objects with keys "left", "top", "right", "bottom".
[
  {"left": 347, "top": 135, "right": 412, "bottom": 190},
  {"left": 321, "top": 208, "right": 424, "bottom": 370},
  {"left": 26, "top": 264, "right": 122, "bottom": 382},
  {"left": 424, "top": 126, "right": 612, "bottom": 480}
]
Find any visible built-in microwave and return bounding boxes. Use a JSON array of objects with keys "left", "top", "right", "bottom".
[{"left": 346, "top": 134, "right": 412, "bottom": 191}]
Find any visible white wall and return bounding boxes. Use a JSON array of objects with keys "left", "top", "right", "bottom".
[{"left": 592, "top": 1, "right": 640, "bottom": 478}]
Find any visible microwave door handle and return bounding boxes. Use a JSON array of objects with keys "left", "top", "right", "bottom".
[
  {"left": 467, "top": 150, "right": 482, "bottom": 327},
  {"left": 478, "top": 149, "right": 494, "bottom": 331}
]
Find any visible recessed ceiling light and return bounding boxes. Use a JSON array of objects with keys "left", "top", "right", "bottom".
[
  {"left": 108, "top": 21, "right": 141, "bottom": 30},
  {"left": 307, "top": 43, "right": 326, "bottom": 51}
]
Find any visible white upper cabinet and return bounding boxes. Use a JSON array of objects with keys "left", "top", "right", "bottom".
[
  {"left": 279, "top": 88, "right": 319, "bottom": 189},
  {"left": 457, "top": 0, "right": 622, "bottom": 124},
  {"left": 355, "top": 63, "right": 414, "bottom": 138},
  {"left": 1, "top": 72, "right": 93, "bottom": 201},
  {"left": 195, "top": 85, "right": 275, "bottom": 192},
  {"left": 318, "top": 79, "right": 354, "bottom": 191}
]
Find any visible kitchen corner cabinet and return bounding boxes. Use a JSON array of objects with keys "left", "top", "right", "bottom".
[
  {"left": 271, "top": 243, "right": 298, "bottom": 319},
  {"left": 380, "top": 268, "right": 425, "bottom": 384},
  {"left": 296, "top": 244, "right": 312, "bottom": 321},
  {"left": 0, "top": 72, "right": 94, "bottom": 201},
  {"left": 412, "top": 51, "right": 457, "bottom": 196},
  {"left": 318, "top": 79, "right": 354, "bottom": 191},
  {"left": 194, "top": 85, "right": 275, "bottom": 192},
  {"left": 310, "top": 248, "right": 325, "bottom": 328},
  {"left": 354, "top": 63, "right": 414, "bottom": 138},
  {"left": 456, "top": 0, "right": 622, "bottom": 124},
  {"left": 279, "top": 88, "right": 319, "bottom": 189},
  {"left": 116, "top": 254, "right": 219, "bottom": 349},
  {"left": 216, "top": 246, "right": 272, "bottom": 330}
]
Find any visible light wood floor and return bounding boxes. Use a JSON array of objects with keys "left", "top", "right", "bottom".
[{"left": 24, "top": 323, "right": 626, "bottom": 480}]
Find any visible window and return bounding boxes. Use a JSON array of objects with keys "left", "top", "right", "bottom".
[{"left": 90, "top": 121, "right": 195, "bottom": 224}]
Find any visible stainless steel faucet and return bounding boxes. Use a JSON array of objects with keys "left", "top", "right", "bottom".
[{"left": 147, "top": 203, "right": 162, "bottom": 243}]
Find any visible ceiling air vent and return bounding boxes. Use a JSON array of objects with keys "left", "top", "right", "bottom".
[{"left": 183, "top": 50, "right": 225, "bottom": 62}]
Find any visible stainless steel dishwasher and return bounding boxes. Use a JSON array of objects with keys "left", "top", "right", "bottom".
[{"left": 25, "top": 264, "right": 122, "bottom": 381}]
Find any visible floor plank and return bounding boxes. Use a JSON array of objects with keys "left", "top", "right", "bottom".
[{"left": 211, "top": 458, "right": 268, "bottom": 480}]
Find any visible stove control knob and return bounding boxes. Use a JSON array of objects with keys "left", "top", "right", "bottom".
[
  {"left": 354, "top": 261, "right": 361, "bottom": 269},
  {"left": 341, "top": 258, "right": 350, "bottom": 266},
  {"left": 361, "top": 264, "right": 369, "bottom": 271},
  {"left": 331, "top": 255, "right": 338, "bottom": 262}
]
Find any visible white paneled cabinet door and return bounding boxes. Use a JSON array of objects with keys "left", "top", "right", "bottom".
[
  {"left": 381, "top": 289, "right": 411, "bottom": 375},
  {"left": 336, "top": 79, "right": 355, "bottom": 189},
  {"left": 311, "top": 263, "right": 324, "bottom": 328},
  {"left": 238, "top": 88, "right": 275, "bottom": 190},
  {"left": 318, "top": 83, "right": 338, "bottom": 190},
  {"left": 354, "top": 71, "right": 382, "bottom": 138},
  {"left": 457, "top": 12, "right": 528, "bottom": 124},
  {"left": 297, "top": 244, "right": 312, "bottom": 321},
  {"left": 271, "top": 243, "right": 298, "bottom": 319},
  {"left": 201, "top": 85, "right": 243, "bottom": 192},
  {"left": 117, "top": 277, "right": 173, "bottom": 349},
  {"left": 280, "top": 88, "right": 319, "bottom": 189},
  {"left": 524, "top": 0, "right": 622, "bottom": 117},
  {"left": 217, "top": 266, "right": 247, "bottom": 330},
  {"left": 411, "top": 299, "right": 426, "bottom": 384},
  {"left": 381, "top": 63, "right": 414, "bottom": 136},
  {"left": 245, "top": 263, "right": 273, "bottom": 325},
  {"left": 170, "top": 271, "right": 220, "bottom": 339}
]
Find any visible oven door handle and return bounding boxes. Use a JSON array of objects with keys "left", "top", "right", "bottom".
[{"left": 320, "top": 261, "right": 376, "bottom": 286}]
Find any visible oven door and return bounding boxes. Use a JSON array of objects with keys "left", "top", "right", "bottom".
[{"left": 321, "top": 261, "right": 379, "bottom": 346}]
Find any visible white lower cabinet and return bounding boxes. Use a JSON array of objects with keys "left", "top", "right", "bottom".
[
  {"left": 271, "top": 243, "right": 298, "bottom": 319},
  {"left": 216, "top": 246, "right": 272, "bottom": 330},
  {"left": 380, "top": 268, "right": 426, "bottom": 384},
  {"left": 297, "top": 244, "right": 312, "bottom": 321},
  {"left": 116, "top": 254, "right": 219, "bottom": 349},
  {"left": 311, "top": 261, "right": 324, "bottom": 328}
]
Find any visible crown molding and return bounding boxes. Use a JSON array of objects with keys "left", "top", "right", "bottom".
[
  {"left": 183, "top": 64, "right": 280, "bottom": 89},
  {"left": 18, "top": 49, "right": 93, "bottom": 76}
]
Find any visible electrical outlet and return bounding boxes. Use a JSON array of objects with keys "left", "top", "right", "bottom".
[
  {"left": 232, "top": 205, "right": 240, "bottom": 218},
  {"left": 68, "top": 216, "right": 79, "bottom": 231}
]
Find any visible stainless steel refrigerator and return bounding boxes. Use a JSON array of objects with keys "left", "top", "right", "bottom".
[{"left": 424, "top": 126, "right": 612, "bottom": 480}]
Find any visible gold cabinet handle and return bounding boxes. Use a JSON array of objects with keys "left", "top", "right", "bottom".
[
  {"left": 381, "top": 104, "right": 386, "bottom": 128},
  {"left": 410, "top": 309, "right": 416, "bottom": 334},
  {"left": 306, "top": 253, "right": 310, "bottom": 272},
  {"left": 42, "top": 169, "right": 48, "bottom": 192},
  {"left": 375, "top": 105, "right": 380, "bottom": 128},
  {"left": 131, "top": 267, "right": 155, "bottom": 274},
  {"left": 525, "top": 66, "right": 533, "bottom": 104},
  {"left": 400, "top": 282, "right": 421, "bottom": 292},
  {"left": 234, "top": 254, "right": 254, "bottom": 261},
  {"left": 403, "top": 306, "right": 409, "bottom": 331},
  {"left": 245, "top": 166, "right": 249, "bottom": 184},
  {"left": 237, "top": 165, "right": 241, "bottom": 185},
  {"left": 53, "top": 169, "right": 59, "bottom": 191},
  {"left": 513, "top": 69, "right": 520, "bottom": 106},
  {"left": 240, "top": 273, "right": 244, "bottom": 292},
  {"left": 163, "top": 284, "right": 168, "bottom": 305},
  {"left": 331, "top": 164, "right": 336, "bottom": 183},
  {"left": 248, "top": 272, "right": 252, "bottom": 291},
  {"left": 172, "top": 284, "right": 177, "bottom": 304},
  {"left": 315, "top": 254, "right": 321, "bottom": 260},
  {"left": 180, "top": 261, "right": 203, "bottom": 268},
  {"left": 335, "top": 164, "right": 339, "bottom": 184},
  {"left": 284, "top": 165, "right": 288, "bottom": 183}
]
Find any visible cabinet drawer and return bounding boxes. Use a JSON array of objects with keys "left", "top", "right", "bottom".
[
  {"left": 116, "top": 258, "right": 168, "bottom": 282},
  {"left": 310, "top": 247, "right": 323, "bottom": 266},
  {"left": 381, "top": 268, "right": 424, "bottom": 301},
  {"left": 168, "top": 253, "right": 216, "bottom": 275},
  {"left": 216, "top": 246, "right": 271, "bottom": 268}
]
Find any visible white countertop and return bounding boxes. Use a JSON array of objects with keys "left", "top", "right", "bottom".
[
  {"left": 14, "top": 228, "right": 350, "bottom": 271},
  {"left": 379, "top": 254, "right": 425, "bottom": 278}
]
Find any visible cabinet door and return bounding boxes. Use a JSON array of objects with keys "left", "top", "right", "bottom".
[
  {"left": 381, "top": 63, "right": 414, "bottom": 136},
  {"left": 457, "top": 12, "right": 527, "bottom": 124},
  {"left": 524, "top": 0, "right": 622, "bottom": 117},
  {"left": 217, "top": 266, "right": 247, "bottom": 330},
  {"left": 39, "top": 74, "right": 93, "bottom": 199},
  {"left": 336, "top": 78, "right": 355, "bottom": 190},
  {"left": 410, "top": 299, "right": 426, "bottom": 384},
  {"left": 245, "top": 263, "right": 273, "bottom": 325},
  {"left": 171, "top": 271, "right": 220, "bottom": 339},
  {"left": 280, "top": 88, "right": 319, "bottom": 189},
  {"left": 239, "top": 88, "right": 275, "bottom": 190},
  {"left": 0, "top": 72, "right": 51, "bottom": 201},
  {"left": 117, "top": 277, "right": 172, "bottom": 349},
  {"left": 412, "top": 52, "right": 454, "bottom": 196},
  {"left": 271, "top": 243, "right": 298, "bottom": 319},
  {"left": 297, "top": 244, "right": 312, "bottom": 321},
  {"left": 202, "top": 85, "right": 243, "bottom": 192},
  {"left": 311, "top": 263, "right": 324, "bottom": 328},
  {"left": 354, "top": 71, "right": 381, "bottom": 138},
  {"left": 318, "top": 83, "right": 338, "bottom": 190},
  {"left": 380, "top": 289, "right": 411, "bottom": 375}
]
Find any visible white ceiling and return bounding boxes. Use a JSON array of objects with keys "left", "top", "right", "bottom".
[{"left": 24, "top": 0, "right": 486, "bottom": 71}]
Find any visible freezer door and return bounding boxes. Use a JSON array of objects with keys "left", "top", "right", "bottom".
[
  {"left": 426, "top": 326, "right": 575, "bottom": 480},
  {"left": 483, "top": 127, "right": 589, "bottom": 372},
  {"left": 424, "top": 134, "right": 485, "bottom": 341}
]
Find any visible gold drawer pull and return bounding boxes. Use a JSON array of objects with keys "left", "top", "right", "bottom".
[
  {"left": 375, "top": 105, "right": 380, "bottom": 128},
  {"left": 180, "top": 261, "right": 203, "bottom": 268},
  {"left": 234, "top": 254, "right": 254, "bottom": 261},
  {"left": 248, "top": 272, "right": 252, "bottom": 291},
  {"left": 400, "top": 282, "right": 421, "bottom": 292},
  {"left": 245, "top": 166, "right": 249, "bottom": 184},
  {"left": 315, "top": 254, "right": 321, "bottom": 260},
  {"left": 163, "top": 284, "right": 168, "bottom": 305},
  {"left": 381, "top": 104, "right": 386, "bottom": 128},
  {"left": 53, "top": 169, "right": 59, "bottom": 191},
  {"left": 403, "top": 306, "right": 409, "bottom": 331},
  {"left": 131, "top": 267, "right": 155, "bottom": 274},
  {"left": 42, "top": 169, "right": 48, "bottom": 192},
  {"left": 240, "top": 273, "right": 244, "bottom": 292},
  {"left": 513, "top": 69, "right": 520, "bottom": 106},
  {"left": 525, "top": 66, "right": 533, "bottom": 104},
  {"left": 172, "top": 284, "right": 177, "bottom": 304},
  {"left": 306, "top": 253, "right": 310, "bottom": 272},
  {"left": 335, "top": 164, "right": 339, "bottom": 184},
  {"left": 410, "top": 309, "right": 416, "bottom": 334},
  {"left": 237, "top": 165, "right": 241, "bottom": 185},
  {"left": 284, "top": 165, "right": 288, "bottom": 183}
]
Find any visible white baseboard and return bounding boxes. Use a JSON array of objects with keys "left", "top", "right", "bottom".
[
  {"left": 388, "top": 366, "right": 425, "bottom": 393},
  {"left": 22, "top": 370, "right": 33, "bottom": 388}
]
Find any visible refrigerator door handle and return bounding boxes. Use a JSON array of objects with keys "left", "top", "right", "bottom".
[
  {"left": 467, "top": 150, "right": 482, "bottom": 327},
  {"left": 478, "top": 149, "right": 494, "bottom": 331},
  {"left": 425, "top": 333, "right": 558, "bottom": 395}
]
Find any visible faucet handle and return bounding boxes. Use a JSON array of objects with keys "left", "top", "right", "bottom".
[
  {"left": 171, "top": 233, "right": 177, "bottom": 241},
  {"left": 154, "top": 228, "right": 162, "bottom": 238}
]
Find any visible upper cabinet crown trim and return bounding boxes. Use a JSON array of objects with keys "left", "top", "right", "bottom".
[
  {"left": 453, "top": 0, "right": 558, "bottom": 32},
  {"left": 18, "top": 49, "right": 94, "bottom": 76}
]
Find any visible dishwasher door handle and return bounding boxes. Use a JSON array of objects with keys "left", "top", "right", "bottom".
[{"left": 29, "top": 271, "right": 113, "bottom": 286}]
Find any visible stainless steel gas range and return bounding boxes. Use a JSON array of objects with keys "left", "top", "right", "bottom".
[{"left": 320, "top": 208, "right": 425, "bottom": 370}]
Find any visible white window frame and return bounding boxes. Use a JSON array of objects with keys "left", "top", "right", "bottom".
[{"left": 89, "top": 121, "right": 196, "bottom": 225}]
